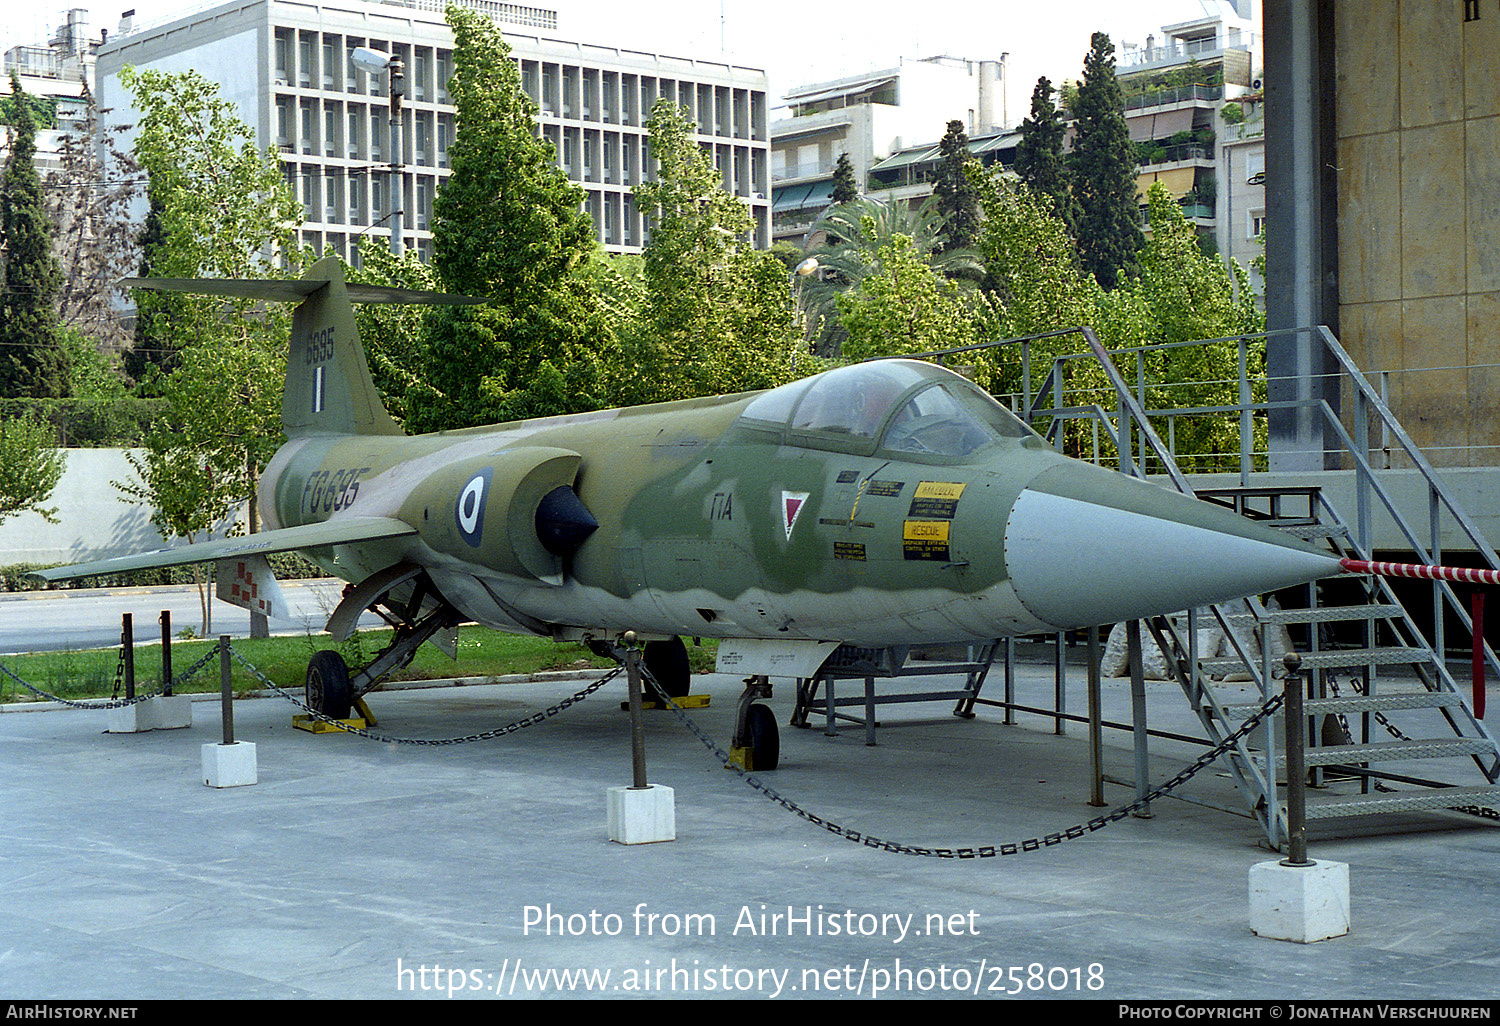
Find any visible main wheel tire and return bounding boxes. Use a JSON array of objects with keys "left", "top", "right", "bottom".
[
  {"left": 306, "top": 649, "right": 353, "bottom": 720},
  {"left": 643, "top": 637, "right": 691, "bottom": 699},
  {"left": 745, "top": 703, "right": 780, "bottom": 771}
]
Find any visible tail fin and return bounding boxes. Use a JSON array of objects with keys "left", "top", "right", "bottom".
[
  {"left": 122, "top": 255, "right": 484, "bottom": 438},
  {"left": 283, "top": 256, "right": 401, "bottom": 437}
]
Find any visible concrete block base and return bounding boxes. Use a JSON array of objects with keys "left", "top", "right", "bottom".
[
  {"left": 105, "top": 702, "right": 156, "bottom": 733},
  {"left": 105, "top": 696, "right": 192, "bottom": 732},
  {"left": 608, "top": 784, "right": 675, "bottom": 844},
  {"left": 1249, "top": 858, "right": 1350, "bottom": 943},
  {"left": 202, "top": 742, "right": 258, "bottom": 788},
  {"left": 146, "top": 695, "right": 192, "bottom": 730}
]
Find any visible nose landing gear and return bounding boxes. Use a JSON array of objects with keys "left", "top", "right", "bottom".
[{"left": 731, "top": 675, "right": 779, "bottom": 771}]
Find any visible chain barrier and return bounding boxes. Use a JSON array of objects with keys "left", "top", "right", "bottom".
[
  {"left": 1324, "top": 672, "right": 1500, "bottom": 823},
  {"left": 225, "top": 643, "right": 623, "bottom": 745},
  {"left": 638, "top": 666, "right": 1289, "bottom": 859},
  {"left": 0, "top": 641, "right": 221, "bottom": 711}
]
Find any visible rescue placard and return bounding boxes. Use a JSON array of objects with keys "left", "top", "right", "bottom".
[{"left": 902, "top": 519, "right": 951, "bottom": 561}]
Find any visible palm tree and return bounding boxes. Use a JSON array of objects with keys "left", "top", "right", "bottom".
[{"left": 798, "top": 195, "right": 984, "bottom": 357}]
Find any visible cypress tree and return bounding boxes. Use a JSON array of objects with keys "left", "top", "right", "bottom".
[
  {"left": 0, "top": 73, "right": 68, "bottom": 399},
  {"left": 1013, "top": 76, "right": 1080, "bottom": 236},
  {"left": 1071, "top": 33, "right": 1143, "bottom": 290},
  {"left": 932, "top": 119, "right": 981, "bottom": 253},
  {"left": 123, "top": 190, "right": 176, "bottom": 385},
  {"left": 831, "top": 151, "right": 858, "bottom": 204}
]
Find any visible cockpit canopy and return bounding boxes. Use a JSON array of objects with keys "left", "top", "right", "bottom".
[{"left": 736, "top": 360, "right": 1039, "bottom": 459}]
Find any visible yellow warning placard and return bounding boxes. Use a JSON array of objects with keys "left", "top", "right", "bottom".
[
  {"left": 903, "top": 519, "right": 951, "bottom": 561},
  {"left": 903, "top": 520, "right": 951, "bottom": 542},
  {"left": 910, "top": 481, "right": 967, "bottom": 519},
  {"left": 914, "top": 481, "right": 967, "bottom": 500}
]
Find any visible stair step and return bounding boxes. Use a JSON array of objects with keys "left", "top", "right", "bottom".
[
  {"left": 1274, "top": 523, "right": 1348, "bottom": 541},
  {"left": 1301, "top": 785, "right": 1500, "bottom": 819},
  {"left": 1279, "top": 737, "right": 1499, "bottom": 766},
  {"left": 1201, "top": 646, "right": 1431, "bottom": 675},
  {"left": 1226, "top": 690, "right": 1466, "bottom": 717},
  {"left": 1219, "top": 603, "right": 1405, "bottom": 626}
]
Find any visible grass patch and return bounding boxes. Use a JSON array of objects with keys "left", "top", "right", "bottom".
[{"left": 0, "top": 628, "right": 720, "bottom": 704}]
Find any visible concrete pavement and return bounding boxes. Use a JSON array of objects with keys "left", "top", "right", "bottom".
[{"left": 1, "top": 652, "right": 1497, "bottom": 1001}]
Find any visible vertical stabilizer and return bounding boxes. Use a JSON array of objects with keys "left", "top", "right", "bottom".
[
  {"left": 120, "top": 257, "right": 482, "bottom": 439},
  {"left": 284, "top": 256, "right": 404, "bottom": 438}
]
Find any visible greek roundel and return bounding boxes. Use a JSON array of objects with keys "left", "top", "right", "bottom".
[{"left": 456, "top": 468, "right": 492, "bottom": 547}]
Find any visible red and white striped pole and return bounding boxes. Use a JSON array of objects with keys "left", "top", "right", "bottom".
[
  {"left": 1341, "top": 558, "right": 1492, "bottom": 718},
  {"left": 1340, "top": 558, "right": 1500, "bottom": 586}
]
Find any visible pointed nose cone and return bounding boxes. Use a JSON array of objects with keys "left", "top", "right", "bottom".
[{"left": 1004, "top": 463, "right": 1344, "bottom": 630}]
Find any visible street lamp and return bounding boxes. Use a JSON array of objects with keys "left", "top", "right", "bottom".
[
  {"left": 790, "top": 256, "right": 819, "bottom": 370},
  {"left": 349, "top": 46, "right": 404, "bottom": 256}
]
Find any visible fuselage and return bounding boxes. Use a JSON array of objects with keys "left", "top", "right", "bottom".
[{"left": 259, "top": 360, "right": 1342, "bottom": 648}]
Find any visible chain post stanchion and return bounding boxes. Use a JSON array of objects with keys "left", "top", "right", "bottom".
[
  {"left": 160, "top": 610, "right": 172, "bottom": 697},
  {"left": 622, "top": 632, "right": 649, "bottom": 790},
  {"left": 1281, "top": 652, "right": 1311, "bottom": 866},
  {"left": 122, "top": 613, "right": 134, "bottom": 702},
  {"left": 220, "top": 636, "right": 234, "bottom": 746}
]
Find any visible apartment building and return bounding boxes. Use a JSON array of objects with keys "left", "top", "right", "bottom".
[
  {"left": 2, "top": 9, "right": 103, "bottom": 176},
  {"left": 770, "top": 55, "right": 1007, "bottom": 246},
  {"left": 1117, "top": 3, "right": 1263, "bottom": 267},
  {"left": 93, "top": 0, "right": 771, "bottom": 262}
]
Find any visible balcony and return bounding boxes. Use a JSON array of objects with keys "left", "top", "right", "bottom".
[
  {"left": 1125, "top": 83, "right": 1223, "bottom": 112},
  {"left": 1136, "top": 144, "right": 1213, "bottom": 167},
  {"left": 1120, "top": 32, "right": 1258, "bottom": 73},
  {"left": 772, "top": 160, "right": 835, "bottom": 183}
]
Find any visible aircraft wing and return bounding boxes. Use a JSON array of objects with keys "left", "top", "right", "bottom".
[{"left": 30, "top": 517, "right": 417, "bottom": 582}]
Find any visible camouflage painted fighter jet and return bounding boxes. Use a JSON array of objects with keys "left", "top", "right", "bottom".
[{"left": 36, "top": 256, "right": 1344, "bottom": 764}]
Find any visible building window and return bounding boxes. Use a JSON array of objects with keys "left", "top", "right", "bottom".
[{"left": 1249, "top": 209, "right": 1266, "bottom": 239}]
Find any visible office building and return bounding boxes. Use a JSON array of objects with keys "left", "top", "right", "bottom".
[{"left": 94, "top": 0, "right": 772, "bottom": 262}]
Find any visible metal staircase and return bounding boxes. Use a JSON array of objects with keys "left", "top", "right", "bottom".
[
  {"left": 1155, "top": 485, "right": 1500, "bottom": 845},
  {"left": 922, "top": 323, "right": 1500, "bottom": 847}
]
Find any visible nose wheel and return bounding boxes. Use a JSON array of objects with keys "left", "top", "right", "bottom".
[{"left": 730, "top": 675, "right": 779, "bottom": 771}]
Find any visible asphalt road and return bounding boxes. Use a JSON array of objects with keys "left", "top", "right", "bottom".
[{"left": 0, "top": 579, "right": 373, "bottom": 654}]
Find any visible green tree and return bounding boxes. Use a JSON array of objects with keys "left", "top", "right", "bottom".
[
  {"left": 116, "top": 65, "right": 303, "bottom": 575},
  {"left": 0, "top": 413, "right": 65, "bottom": 525},
  {"left": 1096, "top": 183, "right": 1261, "bottom": 472},
  {"left": 122, "top": 192, "right": 175, "bottom": 385},
  {"left": 1071, "top": 32, "right": 1143, "bottom": 290},
  {"left": 1012, "top": 76, "right": 1079, "bottom": 236},
  {"left": 831, "top": 151, "right": 859, "bottom": 205},
  {"left": 344, "top": 243, "right": 439, "bottom": 427},
  {"left": 0, "top": 73, "right": 69, "bottom": 401},
  {"left": 931, "top": 119, "right": 981, "bottom": 253},
  {"left": 967, "top": 164, "right": 1106, "bottom": 446},
  {"left": 800, "top": 195, "right": 981, "bottom": 356},
  {"left": 837, "top": 229, "right": 994, "bottom": 362},
  {"left": 410, "top": 3, "right": 610, "bottom": 431},
  {"left": 621, "top": 97, "right": 799, "bottom": 404}
]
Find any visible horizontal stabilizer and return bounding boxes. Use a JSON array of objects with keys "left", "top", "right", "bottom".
[
  {"left": 120, "top": 276, "right": 487, "bottom": 306},
  {"left": 31, "top": 517, "right": 417, "bottom": 583}
]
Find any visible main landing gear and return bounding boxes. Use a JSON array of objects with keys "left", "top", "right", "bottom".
[{"left": 304, "top": 569, "right": 463, "bottom": 719}]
